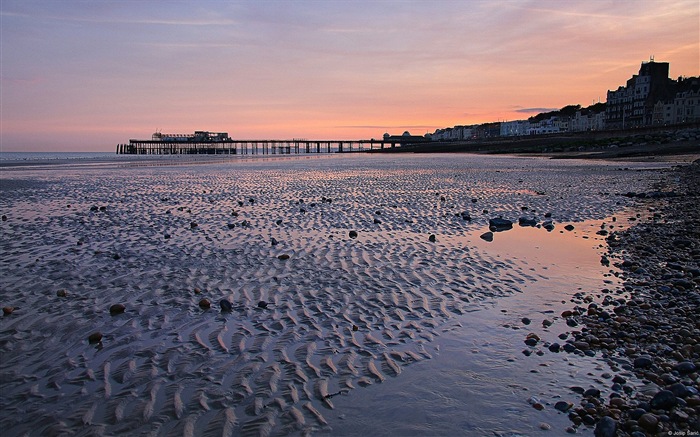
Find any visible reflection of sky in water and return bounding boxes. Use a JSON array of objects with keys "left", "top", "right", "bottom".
[{"left": 332, "top": 218, "right": 630, "bottom": 436}]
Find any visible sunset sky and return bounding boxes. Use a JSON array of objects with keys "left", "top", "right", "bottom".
[{"left": 1, "top": 0, "right": 698, "bottom": 152}]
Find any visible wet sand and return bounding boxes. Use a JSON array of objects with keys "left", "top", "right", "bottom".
[{"left": 0, "top": 154, "right": 681, "bottom": 435}]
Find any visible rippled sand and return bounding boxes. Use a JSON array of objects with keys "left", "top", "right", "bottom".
[{"left": 0, "top": 154, "right": 669, "bottom": 435}]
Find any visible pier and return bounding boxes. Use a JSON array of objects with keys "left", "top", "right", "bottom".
[{"left": 116, "top": 131, "right": 406, "bottom": 155}]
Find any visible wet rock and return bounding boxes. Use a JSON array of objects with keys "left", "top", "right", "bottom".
[
  {"left": 349, "top": 230, "right": 358, "bottom": 239},
  {"left": 555, "top": 401, "right": 574, "bottom": 412},
  {"left": 227, "top": 223, "right": 236, "bottom": 229},
  {"left": 524, "top": 333, "right": 539, "bottom": 346},
  {"left": 548, "top": 343, "right": 561, "bottom": 353},
  {"left": 219, "top": 299, "right": 232, "bottom": 312},
  {"left": 584, "top": 388, "right": 601, "bottom": 398},
  {"left": 667, "top": 382, "right": 689, "bottom": 398},
  {"left": 373, "top": 218, "right": 381, "bottom": 224},
  {"left": 564, "top": 224, "right": 575, "bottom": 231},
  {"left": 190, "top": 221, "right": 198, "bottom": 229},
  {"left": 109, "top": 304, "right": 125, "bottom": 315},
  {"left": 518, "top": 217, "right": 537, "bottom": 227},
  {"left": 563, "top": 343, "right": 577, "bottom": 353},
  {"left": 56, "top": 289, "right": 68, "bottom": 297},
  {"left": 257, "top": 301, "right": 268, "bottom": 309},
  {"left": 480, "top": 232, "right": 494, "bottom": 242},
  {"left": 521, "top": 317, "right": 531, "bottom": 325},
  {"left": 612, "top": 375, "right": 627, "bottom": 385},
  {"left": 650, "top": 390, "right": 677, "bottom": 410},
  {"left": 88, "top": 332, "right": 103, "bottom": 344},
  {"left": 271, "top": 237, "right": 279, "bottom": 246},
  {"left": 277, "top": 254, "right": 290, "bottom": 260},
  {"left": 3, "top": 306, "right": 14, "bottom": 315},
  {"left": 594, "top": 416, "right": 616, "bottom": 437},
  {"left": 637, "top": 413, "right": 658, "bottom": 431},
  {"left": 352, "top": 324, "right": 359, "bottom": 332},
  {"left": 633, "top": 355, "right": 653, "bottom": 369},
  {"left": 460, "top": 212, "right": 472, "bottom": 221},
  {"left": 1, "top": 215, "right": 6, "bottom": 221},
  {"left": 428, "top": 234, "right": 436, "bottom": 242},
  {"left": 489, "top": 218, "right": 513, "bottom": 231},
  {"left": 198, "top": 298, "right": 211, "bottom": 309},
  {"left": 674, "top": 361, "right": 696, "bottom": 375},
  {"left": 542, "top": 220, "right": 555, "bottom": 231}
]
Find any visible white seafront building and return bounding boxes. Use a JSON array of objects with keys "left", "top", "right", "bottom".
[{"left": 431, "top": 60, "right": 699, "bottom": 142}]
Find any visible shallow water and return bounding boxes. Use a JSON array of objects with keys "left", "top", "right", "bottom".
[{"left": 0, "top": 154, "right": 670, "bottom": 435}]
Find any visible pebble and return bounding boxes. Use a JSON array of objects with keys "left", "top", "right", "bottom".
[
  {"left": 109, "top": 304, "right": 125, "bottom": 315},
  {"left": 219, "top": 299, "right": 232, "bottom": 312},
  {"left": 198, "top": 298, "right": 211, "bottom": 309},
  {"left": 348, "top": 230, "right": 358, "bottom": 239},
  {"left": 257, "top": 301, "right": 268, "bottom": 309},
  {"left": 480, "top": 231, "right": 494, "bottom": 242},
  {"left": 277, "top": 254, "right": 290, "bottom": 260},
  {"left": 88, "top": 332, "right": 103, "bottom": 344},
  {"left": 3, "top": 306, "right": 14, "bottom": 315},
  {"left": 594, "top": 416, "right": 616, "bottom": 437},
  {"left": 428, "top": 234, "right": 436, "bottom": 242},
  {"left": 555, "top": 401, "right": 573, "bottom": 412},
  {"left": 56, "top": 289, "right": 68, "bottom": 297},
  {"left": 650, "top": 390, "right": 677, "bottom": 410},
  {"left": 637, "top": 413, "right": 658, "bottom": 431}
]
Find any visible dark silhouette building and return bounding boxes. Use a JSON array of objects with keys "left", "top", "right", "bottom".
[{"left": 606, "top": 59, "right": 676, "bottom": 129}]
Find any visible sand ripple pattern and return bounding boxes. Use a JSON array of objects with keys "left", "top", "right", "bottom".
[{"left": 0, "top": 155, "right": 654, "bottom": 435}]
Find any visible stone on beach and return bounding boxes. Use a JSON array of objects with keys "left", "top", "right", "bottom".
[
  {"left": 489, "top": 218, "right": 513, "bottom": 231},
  {"left": 277, "top": 254, "right": 290, "bottom": 260},
  {"left": 56, "top": 289, "right": 68, "bottom": 297},
  {"left": 348, "top": 230, "right": 358, "bottom": 239},
  {"left": 3, "top": 306, "right": 15, "bottom": 315},
  {"left": 518, "top": 217, "right": 537, "bottom": 227},
  {"left": 219, "top": 299, "right": 233, "bottom": 312},
  {"left": 593, "top": 416, "right": 616, "bottom": 437},
  {"left": 257, "top": 301, "right": 269, "bottom": 309},
  {"left": 109, "top": 303, "right": 125, "bottom": 315},
  {"left": 480, "top": 231, "right": 494, "bottom": 242},
  {"left": 88, "top": 332, "right": 103, "bottom": 344},
  {"left": 198, "top": 298, "right": 211, "bottom": 309}
]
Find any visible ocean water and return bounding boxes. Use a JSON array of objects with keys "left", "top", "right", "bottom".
[
  {"left": 0, "top": 151, "right": 118, "bottom": 161},
  {"left": 0, "top": 154, "right": 672, "bottom": 436}
]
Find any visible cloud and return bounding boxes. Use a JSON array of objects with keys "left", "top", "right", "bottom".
[{"left": 513, "top": 107, "right": 558, "bottom": 114}]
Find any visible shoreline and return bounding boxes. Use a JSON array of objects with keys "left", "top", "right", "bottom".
[
  {"left": 526, "top": 161, "right": 700, "bottom": 435},
  {"left": 372, "top": 126, "right": 700, "bottom": 163}
]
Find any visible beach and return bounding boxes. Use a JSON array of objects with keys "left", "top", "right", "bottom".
[{"left": 0, "top": 153, "right": 696, "bottom": 436}]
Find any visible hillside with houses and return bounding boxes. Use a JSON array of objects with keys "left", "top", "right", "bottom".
[{"left": 427, "top": 59, "right": 699, "bottom": 142}]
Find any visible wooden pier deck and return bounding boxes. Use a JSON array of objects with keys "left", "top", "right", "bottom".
[{"left": 116, "top": 139, "right": 401, "bottom": 155}]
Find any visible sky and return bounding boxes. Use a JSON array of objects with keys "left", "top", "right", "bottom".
[{"left": 1, "top": 0, "right": 698, "bottom": 152}]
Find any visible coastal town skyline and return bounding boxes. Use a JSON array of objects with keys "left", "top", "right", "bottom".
[{"left": 1, "top": 0, "right": 698, "bottom": 152}]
